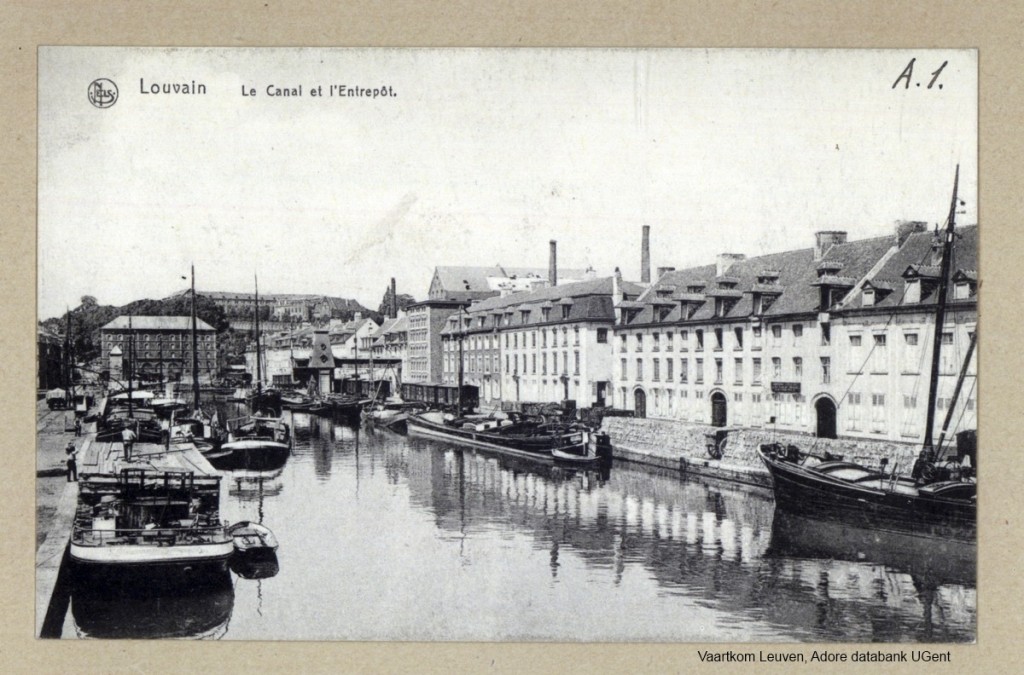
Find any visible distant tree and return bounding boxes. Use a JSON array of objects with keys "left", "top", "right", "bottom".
[{"left": 79, "top": 295, "right": 98, "bottom": 308}]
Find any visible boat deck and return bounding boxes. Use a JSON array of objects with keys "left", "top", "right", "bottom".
[{"left": 80, "top": 439, "right": 219, "bottom": 478}]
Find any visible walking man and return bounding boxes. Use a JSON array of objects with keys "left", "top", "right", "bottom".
[
  {"left": 66, "top": 445, "right": 78, "bottom": 482},
  {"left": 122, "top": 425, "right": 137, "bottom": 461}
]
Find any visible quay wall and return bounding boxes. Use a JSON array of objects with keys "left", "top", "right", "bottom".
[{"left": 600, "top": 417, "right": 921, "bottom": 488}]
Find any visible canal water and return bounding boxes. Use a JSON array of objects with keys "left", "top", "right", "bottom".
[{"left": 63, "top": 406, "right": 976, "bottom": 642}]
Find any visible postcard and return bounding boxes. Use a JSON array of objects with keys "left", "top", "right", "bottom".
[{"left": 36, "top": 47, "right": 977, "bottom": 645}]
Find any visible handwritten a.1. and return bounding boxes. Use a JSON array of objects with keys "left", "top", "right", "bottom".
[{"left": 892, "top": 58, "right": 948, "bottom": 89}]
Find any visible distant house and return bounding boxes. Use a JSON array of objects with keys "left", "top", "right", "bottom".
[{"left": 99, "top": 315, "right": 217, "bottom": 382}]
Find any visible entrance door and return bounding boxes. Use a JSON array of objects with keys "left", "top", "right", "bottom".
[
  {"left": 711, "top": 392, "right": 728, "bottom": 427},
  {"left": 815, "top": 397, "right": 838, "bottom": 439},
  {"left": 596, "top": 382, "right": 607, "bottom": 407},
  {"left": 634, "top": 389, "right": 647, "bottom": 418}
]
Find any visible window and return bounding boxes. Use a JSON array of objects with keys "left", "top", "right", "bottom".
[
  {"left": 714, "top": 328, "right": 724, "bottom": 350},
  {"left": 680, "top": 358, "right": 688, "bottom": 383},
  {"left": 505, "top": 355, "right": 509, "bottom": 372},
  {"left": 542, "top": 353, "right": 548, "bottom": 375},
  {"left": 531, "top": 354, "right": 536, "bottom": 374},
  {"left": 563, "top": 350, "right": 568, "bottom": 373},
  {"left": 542, "top": 330, "right": 547, "bottom": 348},
  {"left": 619, "top": 334, "right": 627, "bottom": 352},
  {"left": 734, "top": 358, "right": 743, "bottom": 384},
  {"left": 752, "top": 358, "right": 762, "bottom": 384},
  {"left": 792, "top": 324, "right": 803, "bottom": 342},
  {"left": 532, "top": 332, "right": 536, "bottom": 347},
  {"left": 940, "top": 332, "right": 956, "bottom": 373},
  {"left": 771, "top": 325, "right": 782, "bottom": 345},
  {"left": 793, "top": 357, "right": 803, "bottom": 379},
  {"left": 695, "top": 330, "right": 704, "bottom": 351},
  {"left": 772, "top": 357, "right": 782, "bottom": 378},
  {"left": 561, "top": 305, "right": 570, "bottom": 320},
  {"left": 849, "top": 334, "right": 864, "bottom": 373},
  {"left": 695, "top": 358, "right": 704, "bottom": 384},
  {"left": 821, "top": 323, "right": 831, "bottom": 346},
  {"left": 636, "top": 334, "right": 644, "bottom": 351},
  {"left": 872, "top": 333, "right": 888, "bottom": 373},
  {"left": 597, "top": 328, "right": 608, "bottom": 343},
  {"left": 954, "top": 281, "right": 972, "bottom": 300},
  {"left": 665, "top": 332, "right": 674, "bottom": 351},
  {"left": 636, "top": 358, "right": 644, "bottom": 381},
  {"left": 666, "top": 358, "right": 674, "bottom": 381},
  {"left": 653, "top": 358, "right": 661, "bottom": 382},
  {"left": 562, "top": 328, "right": 568, "bottom": 347},
  {"left": 714, "top": 358, "right": 723, "bottom": 384},
  {"left": 734, "top": 327, "right": 743, "bottom": 350},
  {"left": 652, "top": 333, "right": 661, "bottom": 351},
  {"left": 574, "top": 351, "right": 580, "bottom": 375},
  {"left": 680, "top": 330, "right": 689, "bottom": 351},
  {"left": 871, "top": 393, "right": 886, "bottom": 433},
  {"left": 620, "top": 358, "right": 628, "bottom": 379},
  {"left": 846, "top": 392, "right": 862, "bottom": 431},
  {"left": 573, "top": 327, "right": 580, "bottom": 345},
  {"left": 821, "top": 357, "right": 831, "bottom": 384}
]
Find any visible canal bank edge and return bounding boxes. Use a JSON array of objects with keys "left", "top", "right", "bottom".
[{"left": 600, "top": 417, "right": 921, "bottom": 489}]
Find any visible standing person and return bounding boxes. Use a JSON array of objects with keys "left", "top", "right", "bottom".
[
  {"left": 66, "top": 445, "right": 78, "bottom": 482},
  {"left": 122, "top": 425, "right": 137, "bottom": 461},
  {"left": 74, "top": 417, "right": 82, "bottom": 436}
]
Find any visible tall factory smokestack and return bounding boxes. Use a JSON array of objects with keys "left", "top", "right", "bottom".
[
  {"left": 390, "top": 277, "right": 398, "bottom": 318},
  {"left": 641, "top": 225, "right": 651, "bottom": 284},
  {"left": 549, "top": 240, "right": 558, "bottom": 286}
]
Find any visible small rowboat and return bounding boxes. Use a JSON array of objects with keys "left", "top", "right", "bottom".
[
  {"left": 552, "top": 448, "right": 601, "bottom": 465},
  {"left": 226, "top": 521, "right": 279, "bottom": 553}
]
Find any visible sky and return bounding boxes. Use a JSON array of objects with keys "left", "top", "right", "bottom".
[{"left": 38, "top": 48, "right": 977, "bottom": 320}]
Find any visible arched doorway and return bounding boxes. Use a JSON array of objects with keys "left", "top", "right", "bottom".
[
  {"left": 815, "top": 397, "right": 838, "bottom": 439},
  {"left": 711, "top": 392, "right": 728, "bottom": 427},
  {"left": 634, "top": 389, "right": 647, "bottom": 418}
]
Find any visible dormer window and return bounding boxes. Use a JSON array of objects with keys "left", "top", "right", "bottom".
[
  {"left": 687, "top": 284, "right": 705, "bottom": 294},
  {"left": 905, "top": 279, "right": 921, "bottom": 304},
  {"left": 863, "top": 289, "right": 876, "bottom": 306},
  {"left": 520, "top": 310, "right": 530, "bottom": 325},
  {"left": 952, "top": 270, "right": 977, "bottom": 300},
  {"left": 541, "top": 308, "right": 551, "bottom": 322},
  {"left": 561, "top": 305, "right": 571, "bottom": 320},
  {"left": 657, "top": 306, "right": 672, "bottom": 322}
]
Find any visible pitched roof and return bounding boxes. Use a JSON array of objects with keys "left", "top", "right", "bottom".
[
  {"left": 623, "top": 232, "right": 901, "bottom": 325},
  {"left": 438, "top": 276, "right": 641, "bottom": 334},
  {"left": 101, "top": 316, "right": 215, "bottom": 331},
  {"left": 848, "top": 225, "right": 978, "bottom": 309}
]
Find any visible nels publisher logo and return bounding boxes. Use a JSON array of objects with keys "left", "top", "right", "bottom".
[{"left": 87, "top": 78, "right": 118, "bottom": 108}]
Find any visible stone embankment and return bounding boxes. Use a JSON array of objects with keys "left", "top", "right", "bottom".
[{"left": 600, "top": 417, "right": 920, "bottom": 488}]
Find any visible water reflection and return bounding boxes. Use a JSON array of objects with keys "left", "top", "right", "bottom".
[
  {"left": 66, "top": 406, "right": 975, "bottom": 642},
  {"left": 71, "top": 574, "right": 234, "bottom": 639}
]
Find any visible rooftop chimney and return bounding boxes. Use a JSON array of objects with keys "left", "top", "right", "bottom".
[
  {"left": 814, "top": 230, "right": 848, "bottom": 260},
  {"left": 548, "top": 240, "right": 558, "bottom": 286},
  {"left": 716, "top": 253, "right": 746, "bottom": 277},
  {"left": 641, "top": 225, "right": 651, "bottom": 284},
  {"left": 390, "top": 277, "right": 398, "bottom": 318},
  {"left": 656, "top": 266, "right": 676, "bottom": 279}
]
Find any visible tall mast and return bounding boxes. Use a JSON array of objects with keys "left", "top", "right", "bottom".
[
  {"left": 923, "top": 165, "right": 960, "bottom": 451},
  {"left": 191, "top": 264, "right": 201, "bottom": 412},
  {"left": 64, "top": 307, "right": 72, "bottom": 406},
  {"left": 254, "top": 274, "right": 262, "bottom": 396},
  {"left": 457, "top": 305, "right": 465, "bottom": 414},
  {"left": 127, "top": 313, "right": 134, "bottom": 418}
]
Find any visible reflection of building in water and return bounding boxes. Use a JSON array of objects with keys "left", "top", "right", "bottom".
[{"left": 399, "top": 440, "right": 974, "bottom": 641}]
